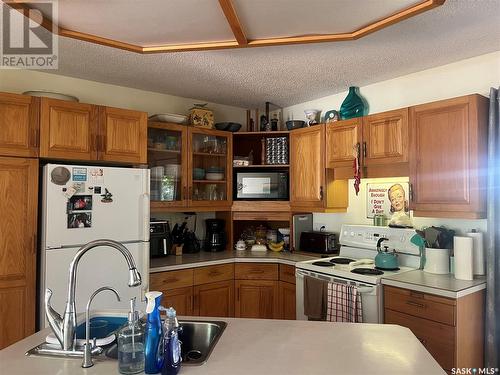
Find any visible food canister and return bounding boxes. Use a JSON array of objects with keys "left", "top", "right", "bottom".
[{"left": 373, "top": 214, "right": 387, "bottom": 226}]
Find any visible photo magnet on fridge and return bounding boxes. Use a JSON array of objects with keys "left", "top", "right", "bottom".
[{"left": 67, "top": 212, "right": 92, "bottom": 229}]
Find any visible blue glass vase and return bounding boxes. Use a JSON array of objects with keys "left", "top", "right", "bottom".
[{"left": 340, "top": 86, "right": 366, "bottom": 120}]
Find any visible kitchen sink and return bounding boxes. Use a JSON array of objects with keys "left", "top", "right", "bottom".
[
  {"left": 27, "top": 319, "right": 227, "bottom": 367},
  {"left": 105, "top": 320, "right": 227, "bottom": 365}
]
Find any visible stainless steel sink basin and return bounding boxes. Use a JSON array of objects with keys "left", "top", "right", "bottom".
[
  {"left": 27, "top": 319, "right": 226, "bottom": 366},
  {"left": 105, "top": 320, "right": 227, "bottom": 366}
]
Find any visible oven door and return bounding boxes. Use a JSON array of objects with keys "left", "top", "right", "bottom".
[
  {"left": 295, "top": 268, "right": 383, "bottom": 323},
  {"left": 236, "top": 172, "right": 284, "bottom": 199}
]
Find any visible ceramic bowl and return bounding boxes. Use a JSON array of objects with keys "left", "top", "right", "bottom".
[
  {"left": 193, "top": 168, "right": 205, "bottom": 180},
  {"left": 205, "top": 172, "right": 224, "bottom": 181}
]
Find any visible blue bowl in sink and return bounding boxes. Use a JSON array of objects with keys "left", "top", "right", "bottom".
[{"left": 75, "top": 316, "right": 127, "bottom": 340}]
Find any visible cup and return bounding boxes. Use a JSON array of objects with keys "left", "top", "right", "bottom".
[{"left": 423, "top": 248, "right": 450, "bottom": 274}]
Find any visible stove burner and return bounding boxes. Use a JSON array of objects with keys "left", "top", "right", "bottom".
[
  {"left": 375, "top": 266, "right": 400, "bottom": 271},
  {"left": 329, "top": 257, "right": 356, "bottom": 265},
  {"left": 312, "top": 261, "right": 335, "bottom": 267},
  {"left": 351, "top": 268, "right": 384, "bottom": 276}
]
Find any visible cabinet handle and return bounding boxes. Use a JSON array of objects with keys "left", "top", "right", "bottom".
[
  {"left": 237, "top": 287, "right": 240, "bottom": 301},
  {"left": 409, "top": 291, "right": 424, "bottom": 299},
  {"left": 406, "top": 300, "right": 425, "bottom": 309},
  {"left": 409, "top": 183, "right": 414, "bottom": 202},
  {"left": 209, "top": 270, "right": 222, "bottom": 277},
  {"left": 319, "top": 186, "right": 324, "bottom": 201},
  {"left": 362, "top": 142, "right": 367, "bottom": 158}
]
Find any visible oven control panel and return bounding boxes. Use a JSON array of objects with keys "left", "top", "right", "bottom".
[{"left": 339, "top": 225, "right": 420, "bottom": 255}]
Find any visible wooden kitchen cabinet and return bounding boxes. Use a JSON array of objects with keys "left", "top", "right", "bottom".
[
  {"left": 0, "top": 93, "right": 39, "bottom": 158},
  {"left": 149, "top": 123, "right": 232, "bottom": 212},
  {"left": 99, "top": 106, "right": 147, "bottom": 163},
  {"left": 39, "top": 97, "right": 147, "bottom": 164},
  {"left": 326, "top": 109, "right": 409, "bottom": 178},
  {"left": 194, "top": 280, "right": 234, "bottom": 317},
  {"left": 40, "top": 98, "right": 98, "bottom": 160},
  {"left": 279, "top": 264, "right": 296, "bottom": 320},
  {"left": 290, "top": 125, "right": 348, "bottom": 212},
  {"left": 0, "top": 157, "right": 38, "bottom": 349},
  {"left": 384, "top": 285, "right": 484, "bottom": 372},
  {"left": 409, "top": 94, "right": 488, "bottom": 218},
  {"left": 162, "top": 286, "right": 194, "bottom": 316},
  {"left": 235, "top": 280, "right": 280, "bottom": 319}
]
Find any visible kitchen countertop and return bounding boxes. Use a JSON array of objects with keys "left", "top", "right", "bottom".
[
  {"left": 0, "top": 317, "right": 445, "bottom": 375},
  {"left": 149, "top": 251, "right": 318, "bottom": 272},
  {"left": 381, "top": 270, "right": 486, "bottom": 298}
]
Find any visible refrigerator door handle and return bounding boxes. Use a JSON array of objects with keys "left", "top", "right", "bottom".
[{"left": 139, "top": 193, "right": 150, "bottom": 242}]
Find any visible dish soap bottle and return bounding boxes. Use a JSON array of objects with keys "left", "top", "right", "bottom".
[
  {"left": 144, "top": 291, "right": 164, "bottom": 374},
  {"left": 162, "top": 307, "right": 182, "bottom": 375},
  {"left": 117, "top": 297, "right": 145, "bottom": 374}
]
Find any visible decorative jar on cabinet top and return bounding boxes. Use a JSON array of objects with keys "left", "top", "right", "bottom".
[{"left": 339, "top": 86, "right": 367, "bottom": 120}]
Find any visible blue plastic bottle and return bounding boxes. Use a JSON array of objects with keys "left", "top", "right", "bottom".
[
  {"left": 161, "top": 307, "right": 181, "bottom": 375},
  {"left": 144, "top": 291, "right": 163, "bottom": 374}
]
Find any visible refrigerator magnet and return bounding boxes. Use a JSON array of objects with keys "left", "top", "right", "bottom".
[
  {"left": 67, "top": 212, "right": 92, "bottom": 228},
  {"left": 89, "top": 168, "right": 104, "bottom": 184},
  {"left": 72, "top": 167, "right": 87, "bottom": 182},
  {"left": 101, "top": 188, "right": 113, "bottom": 203},
  {"left": 63, "top": 185, "right": 77, "bottom": 199}
]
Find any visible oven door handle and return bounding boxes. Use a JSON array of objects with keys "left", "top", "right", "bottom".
[{"left": 296, "top": 269, "right": 374, "bottom": 294}]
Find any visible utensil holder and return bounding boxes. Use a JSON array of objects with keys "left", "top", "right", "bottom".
[{"left": 423, "top": 248, "right": 449, "bottom": 274}]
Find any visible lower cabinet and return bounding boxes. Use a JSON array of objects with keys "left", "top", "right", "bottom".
[
  {"left": 384, "top": 285, "right": 484, "bottom": 372},
  {"left": 150, "top": 262, "right": 296, "bottom": 320},
  {"left": 194, "top": 280, "right": 234, "bottom": 317},
  {"left": 235, "top": 280, "right": 280, "bottom": 319}
]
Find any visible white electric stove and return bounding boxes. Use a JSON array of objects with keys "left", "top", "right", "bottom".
[{"left": 296, "top": 224, "right": 421, "bottom": 323}]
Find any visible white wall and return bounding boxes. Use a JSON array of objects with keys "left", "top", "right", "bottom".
[
  {"left": 284, "top": 51, "right": 500, "bottom": 235},
  {"left": 0, "top": 70, "right": 247, "bottom": 123}
]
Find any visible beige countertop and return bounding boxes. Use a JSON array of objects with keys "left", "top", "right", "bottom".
[
  {"left": 1, "top": 317, "right": 445, "bottom": 375},
  {"left": 381, "top": 270, "right": 486, "bottom": 298},
  {"left": 149, "top": 251, "right": 318, "bottom": 272}
]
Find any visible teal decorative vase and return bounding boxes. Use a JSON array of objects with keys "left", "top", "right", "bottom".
[{"left": 340, "top": 86, "right": 367, "bottom": 120}]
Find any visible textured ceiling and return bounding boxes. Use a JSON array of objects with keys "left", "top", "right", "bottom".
[{"left": 31, "top": 0, "right": 500, "bottom": 108}]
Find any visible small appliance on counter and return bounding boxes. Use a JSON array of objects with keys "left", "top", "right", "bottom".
[
  {"left": 204, "top": 219, "right": 226, "bottom": 252},
  {"left": 292, "top": 214, "right": 312, "bottom": 251},
  {"left": 299, "top": 231, "right": 338, "bottom": 254},
  {"left": 149, "top": 220, "right": 172, "bottom": 258}
]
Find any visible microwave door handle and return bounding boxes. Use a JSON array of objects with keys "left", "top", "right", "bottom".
[{"left": 163, "top": 238, "right": 168, "bottom": 255}]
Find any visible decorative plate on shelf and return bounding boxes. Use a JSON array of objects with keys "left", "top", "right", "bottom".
[
  {"left": 23, "top": 90, "right": 79, "bottom": 102},
  {"left": 148, "top": 113, "right": 188, "bottom": 124}
]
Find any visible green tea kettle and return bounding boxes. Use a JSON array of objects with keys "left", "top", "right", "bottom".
[{"left": 375, "top": 237, "right": 399, "bottom": 270}]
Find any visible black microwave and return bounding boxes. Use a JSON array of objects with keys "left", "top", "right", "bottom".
[{"left": 235, "top": 172, "right": 289, "bottom": 200}]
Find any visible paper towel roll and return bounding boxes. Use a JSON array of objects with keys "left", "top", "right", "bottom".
[
  {"left": 454, "top": 236, "right": 474, "bottom": 280},
  {"left": 466, "top": 231, "right": 485, "bottom": 276}
]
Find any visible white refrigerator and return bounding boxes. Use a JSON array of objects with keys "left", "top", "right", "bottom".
[{"left": 39, "top": 163, "right": 150, "bottom": 328}]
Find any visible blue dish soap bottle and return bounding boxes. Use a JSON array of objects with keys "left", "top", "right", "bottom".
[
  {"left": 162, "top": 307, "right": 182, "bottom": 375},
  {"left": 144, "top": 291, "right": 164, "bottom": 374}
]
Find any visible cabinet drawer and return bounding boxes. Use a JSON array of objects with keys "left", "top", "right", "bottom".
[
  {"left": 150, "top": 269, "right": 193, "bottom": 290},
  {"left": 194, "top": 264, "right": 234, "bottom": 285},
  {"left": 384, "top": 286, "right": 455, "bottom": 325},
  {"left": 385, "top": 309, "right": 455, "bottom": 370},
  {"left": 235, "top": 263, "right": 278, "bottom": 280},
  {"left": 279, "top": 264, "right": 296, "bottom": 284}
]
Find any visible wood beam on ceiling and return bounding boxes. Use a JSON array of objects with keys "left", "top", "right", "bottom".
[
  {"left": 218, "top": 0, "right": 247, "bottom": 45},
  {"left": 2, "top": 0, "right": 445, "bottom": 53}
]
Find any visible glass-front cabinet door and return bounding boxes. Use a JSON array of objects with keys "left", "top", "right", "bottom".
[
  {"left": 148, "top": 123, "right": 188, "bottom": 208},
  {"left": 188, "top": 128, "right": 232, "bottom": 207}
]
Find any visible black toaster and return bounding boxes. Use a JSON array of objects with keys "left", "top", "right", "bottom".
[{"left": 299, "top": 231, "right": 338, "bottom": 254}]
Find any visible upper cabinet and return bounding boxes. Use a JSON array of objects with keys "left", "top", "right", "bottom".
[
  {"left": 40, "top": 98, "right": 98, "bottom": 160},
  {"left": 39, "top": 97, "right": 147, "bottom": 163},
  {"left": 326, "top": 109, "right": 409, "bottom": 178},
  {"left": 99, "top": 106, "right": 147, "bottom": 163},
  {"left": 0, "top": 93, "right": 39, "bottom": 158},
  {"left": 409, "top": 95, "right": 488, "bottom": 219},
  {"left": 149, "top": 122, "right": 232, "bottom": 212},
  {"left": 291, "top": 125, "right": 348, "bottom": 212}
]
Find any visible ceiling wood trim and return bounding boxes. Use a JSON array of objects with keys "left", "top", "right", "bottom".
[
  {"left": 218, "top": 0, "right": 247, "bottom": 45},
  {"left": 3, "top": 0, "right": 445, "bottom": 53}
]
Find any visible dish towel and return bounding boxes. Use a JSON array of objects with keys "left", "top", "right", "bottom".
[
  {"left": 303, "top": 275, "right": 328, "bottom": 320},
  {"left": 326, "top": 283, "right": 363, "bottom": 323}
]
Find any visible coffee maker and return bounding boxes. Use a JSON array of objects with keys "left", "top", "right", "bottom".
[{"left": 204, "top": 219, "right": 226, "bottom": 252}]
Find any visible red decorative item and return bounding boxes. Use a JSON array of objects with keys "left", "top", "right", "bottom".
[{"left": 353, "top": 143, "right": 361, "bottom": 195}]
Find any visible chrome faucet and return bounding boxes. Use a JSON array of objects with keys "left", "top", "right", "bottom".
[{"left": 45, "top": 239, "right": 142, "bottom": 351}]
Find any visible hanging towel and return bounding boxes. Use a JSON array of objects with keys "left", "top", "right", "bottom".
[
  {"left": 303, "top": 276, "right": 328, "bottom": 320},
  {"left": 326, "top": 283, "right": 363, "bottom": 323}
]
